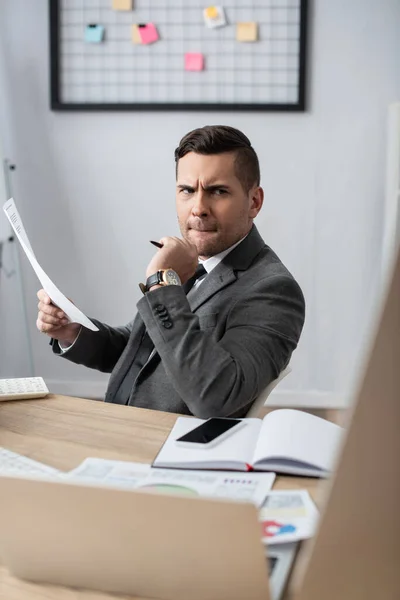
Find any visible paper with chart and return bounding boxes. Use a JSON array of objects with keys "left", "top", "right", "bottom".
[
  {"left": 259, "top": 490, "right": 319, "bottom": 545},
  {"left": 66, "top": 457, "right": 276, "bottom": 507},
  {"left": 3, "top": 198, "right": 98, "bottom": 331}
]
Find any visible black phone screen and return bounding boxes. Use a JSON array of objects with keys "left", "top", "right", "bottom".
[{"left": 175, "top": 418, "right": 242, "bottom": 444}]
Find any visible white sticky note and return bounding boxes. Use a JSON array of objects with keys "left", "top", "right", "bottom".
[
  {"left": 203, "top": 6, "right": 227, "bottom": 29},
  {"left": 3, "top": 199, "right": 98, "bottom": 332}
]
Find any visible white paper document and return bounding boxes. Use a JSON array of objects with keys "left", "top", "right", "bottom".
[
  {"left": 0, "top": 447, "right": 61, "bottom": 478},
  {"left": 66, "top": 457, "right": 276, "bottom": 507},
  {"left": 3, "top": 198, "right": 98, "bottom": 331},
  {"left": 259, "top": 490, "right": 319, "bottom": 545}
]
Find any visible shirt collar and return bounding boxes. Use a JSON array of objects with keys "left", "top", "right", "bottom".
[{"left": 198, "top": 234, "right": 248, "bottom": 274}]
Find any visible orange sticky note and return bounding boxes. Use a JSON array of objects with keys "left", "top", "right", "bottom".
[
  {"left": 236, "top": 22, "right": 258, "bottom": 42},
  {"left": 112, "top": 0, "right": 132, "bottom": 10},
  {"left": 131, "top": 24, "right": 141, "bottom": 44},
  {"left": 185, "top": 53, "right": 204, "bottom": 71}
]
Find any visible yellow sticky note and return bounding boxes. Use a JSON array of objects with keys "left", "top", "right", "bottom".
[
  {"left": 236, "top": 22, "right": 258, "bottom": 42},
  {"left": 112, "top": 0, "right": 132, "bottom": 10},
  {"left": 205, "top": 6, "right": 218, "bottom": 19}
]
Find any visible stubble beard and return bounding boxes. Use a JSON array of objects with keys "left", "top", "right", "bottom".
[
  {"left": 179, "top": 210, "right": 251, "bottom": 259},
  {"left": 183, "top": 230, "right": 217, "bottom": 258},
  {"left": 184, "top": 227, "right": 240, "bottom": 259}
]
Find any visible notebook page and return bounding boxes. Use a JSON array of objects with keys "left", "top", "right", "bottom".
[
  {"left": 153, "top": 417, "right": 262, "bottom": 468},
  {"left": 252, "top": 410, "right": 343, "bottom": 471}
]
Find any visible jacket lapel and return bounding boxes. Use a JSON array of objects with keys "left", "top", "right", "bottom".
[{"left": 188, "top": 263, "right": 237, "bottom": 312}]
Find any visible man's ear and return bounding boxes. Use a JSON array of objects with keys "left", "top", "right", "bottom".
[{"left": 249, "top": 186, "right": 264, "bottom": 218}]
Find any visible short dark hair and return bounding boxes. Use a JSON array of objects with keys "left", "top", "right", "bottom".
[{"left": 174, "top": 125, "right": 260, "bottom": 192}]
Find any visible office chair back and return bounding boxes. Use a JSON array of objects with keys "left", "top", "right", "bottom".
[{"left": 246, "top": 366, "right": 291, "bottom": 418}]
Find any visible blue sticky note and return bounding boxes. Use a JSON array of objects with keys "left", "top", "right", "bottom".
[{"left": 84, "top": 24, "right": 105, "bottom": 43}]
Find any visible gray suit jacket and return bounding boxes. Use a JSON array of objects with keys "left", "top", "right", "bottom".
[{"left": 53, "top": 226, "right": 305, "bottom": 418}]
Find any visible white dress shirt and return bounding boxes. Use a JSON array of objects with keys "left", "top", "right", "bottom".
[{"left": 193, "top": 234, "right": 247, "bottom": 290}]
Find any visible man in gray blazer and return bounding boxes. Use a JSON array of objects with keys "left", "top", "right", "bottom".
[{"left": 36, "top": 125, "right": 305, "bottom": 418}]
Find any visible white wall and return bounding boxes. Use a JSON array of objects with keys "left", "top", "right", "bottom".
[
  {"left": 1, "top": 0, "right": 400, "bottom": 406},
  {"left": 0, "top": 58, "right": 34, "bottom": 378}
]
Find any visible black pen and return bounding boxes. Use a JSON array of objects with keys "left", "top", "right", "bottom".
[{"left": 150, "top": 240, "right": 163, "bottom": 249}]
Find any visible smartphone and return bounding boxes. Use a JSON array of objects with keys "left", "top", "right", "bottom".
[{"left": 175, "top": 418, "right": 243, "bottom": 448}]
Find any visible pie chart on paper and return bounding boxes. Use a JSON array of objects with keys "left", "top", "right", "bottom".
[{"left": 139, "top": 484, "right": 199, "bottom": 497}]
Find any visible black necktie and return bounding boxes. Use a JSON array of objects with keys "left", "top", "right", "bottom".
[{"left": 183, "top": 264, "right": 207, "bottom": 294}]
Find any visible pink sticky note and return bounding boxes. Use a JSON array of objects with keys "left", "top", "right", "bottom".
[
  {"left": 185, "top": 53, "right": 204, "bottom": 72},
  {"left": 139, "top": 23, "right": 159, "bottom": 44}
]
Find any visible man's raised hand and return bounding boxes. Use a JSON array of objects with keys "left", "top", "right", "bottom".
[{"left": 36, "top": 289, "right": 81, "bottom": 346}]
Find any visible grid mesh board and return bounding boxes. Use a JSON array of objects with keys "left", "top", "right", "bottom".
[{"left": 52, "top": 0, "right": 307, "bottom": 110}]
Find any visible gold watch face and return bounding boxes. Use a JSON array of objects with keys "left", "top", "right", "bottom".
[{"left": 163, "top": 269, "right": 181, "bottom": 286}]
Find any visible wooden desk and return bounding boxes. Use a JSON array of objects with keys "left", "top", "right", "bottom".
[{"left": 0, "top": 395, "right": 338, "bottom": 600}]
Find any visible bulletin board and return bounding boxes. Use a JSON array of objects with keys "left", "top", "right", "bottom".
[{"left": 50, "top": 0, "right": 308, "bottom": 111}]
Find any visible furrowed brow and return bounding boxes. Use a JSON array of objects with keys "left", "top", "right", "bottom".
[{"left": 203, "top": 184, "right": 231, "bottom": 191}]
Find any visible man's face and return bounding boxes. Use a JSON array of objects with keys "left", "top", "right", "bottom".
[{"left": 176, "top": 152, "right": 263, "bottom": 259}]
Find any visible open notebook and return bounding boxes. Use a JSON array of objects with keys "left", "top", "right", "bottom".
[{"left": 153, "top": 409, "right": 343, "bottom": 477}]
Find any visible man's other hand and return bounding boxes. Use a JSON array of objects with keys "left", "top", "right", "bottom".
[
  {"left": 36, "top": 289, "right": 81, "bottom": 345},
  {"left": 146, "top": 237, "right": 198, "bottom": 283}
]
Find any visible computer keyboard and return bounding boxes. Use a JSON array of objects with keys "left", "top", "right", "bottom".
[
  {"left": 0, "top": 447, "right": 60, "bottom": 476},
  {"left": 0, "top": 377, "right": 49, "bottom": 401}
]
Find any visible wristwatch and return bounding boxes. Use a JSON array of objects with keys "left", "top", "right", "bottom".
[{"left": 141, "top": 269, "right": 181, "bottom": 294}]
